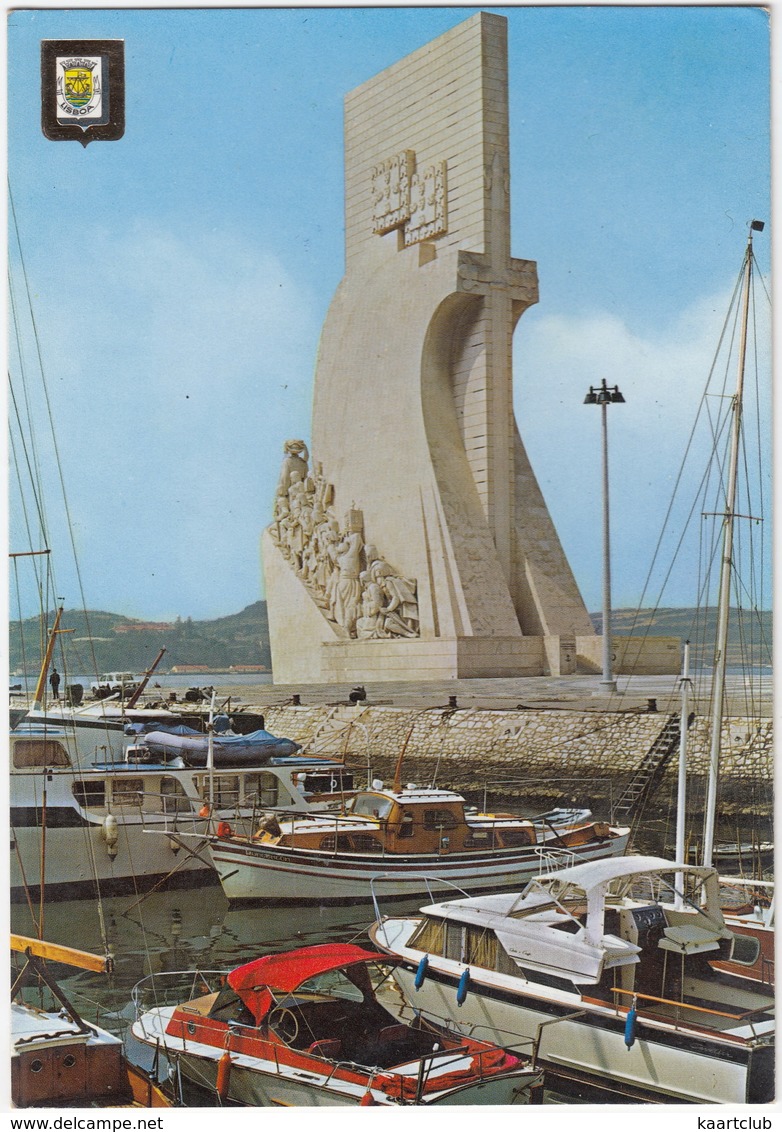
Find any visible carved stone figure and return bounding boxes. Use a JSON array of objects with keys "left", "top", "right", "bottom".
[
  {"left": 276, "top": 439, "right": 309, "bottom": 499},
  {"left": 269, "top": 441, "right": 418, "bottom": 640},
  {"left": 355, "top": 571, "right": 386, "bottom": 639},
  {"left": 332, "top": 530, "right": 364, "bottom": 634}
]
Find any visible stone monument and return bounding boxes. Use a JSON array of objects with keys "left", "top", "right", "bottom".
[{"left": 263, "top": 12, "right": 677, "bottom": 683}]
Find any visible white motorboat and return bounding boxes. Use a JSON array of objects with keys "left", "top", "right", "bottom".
[
  {"left": 10, "top": 720, "right": 355, "bottom": 900},
  {"left": 370, "top": 855, "right": 775, "bottom": 1104},
  {"left": 131, "top": 942, "right": 544, "bottom": 1106}
]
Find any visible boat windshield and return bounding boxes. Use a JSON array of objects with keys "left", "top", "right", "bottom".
[
  {"left": 295, "top": 962, "right": 388, "bottom": 1003},
  {"left": 346, "top": 793, "right": 394, "bottom": 820}
]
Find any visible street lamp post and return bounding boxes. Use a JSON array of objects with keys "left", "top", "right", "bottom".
[{"left": 584, "top": 378, "right": 625, "bottom": 694}]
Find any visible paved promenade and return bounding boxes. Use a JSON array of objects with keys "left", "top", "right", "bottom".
[{"left": 203, "top": 672, "right": 772, "bottom": 720}]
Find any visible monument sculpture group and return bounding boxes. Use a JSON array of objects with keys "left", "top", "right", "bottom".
[
  {"left": 271, "top": 439, "right": 419, "bottom": 641},
  {"left": 263, "top": 12, "right": 677, "bottom": 683}
]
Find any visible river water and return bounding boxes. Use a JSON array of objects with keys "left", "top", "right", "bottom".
[
  {"left": 10, "top": 671, "right": 771, "bottom": 1106},
  {"left": 13, "top": 880, "right": 639, "bottom": 1105}
]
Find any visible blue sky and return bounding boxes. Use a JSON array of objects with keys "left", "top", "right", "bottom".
[{"left": 7, "top": 5, "right": 771, "bottom": 622}]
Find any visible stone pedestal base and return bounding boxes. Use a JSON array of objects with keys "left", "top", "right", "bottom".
[
  {"left": 264, "top": 532, "right": 680, "bottom": 684},
  {"left": 576, "top": 634, "right": 681, "bottom": 676}
]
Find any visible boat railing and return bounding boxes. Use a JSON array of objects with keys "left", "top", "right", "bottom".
[
  {"left": 413, "top": 1010, "right": 538, "bottom": 1065},
  {"left": 610, "top": 986, "right": 771, "bottom": 1038},
  {"left": 533, "top": 846, "right": 579, "bottom": 874},
  {"left": 532, "top": 1011, "right": 589, "bottom": 1067},
  {"left": 369, "top": 873, "right": 473, "bottom": 930},
  {"left": 131, "top": 970, "right": 226, "bottom": 1023}
]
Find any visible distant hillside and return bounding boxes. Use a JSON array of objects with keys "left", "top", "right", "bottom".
[
  {"left": 10, "top": 603, "right": 770, "bottom": 678},
  {"left": 9, "top": 602, "right": 271, "bottom": 676},
  {"left": 592, "top": 607, "right": 772, "bottom": 668}
]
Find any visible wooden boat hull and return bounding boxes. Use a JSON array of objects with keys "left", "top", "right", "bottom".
[{"left": 209, "top": 831, "right": 630, "bottom": 902}]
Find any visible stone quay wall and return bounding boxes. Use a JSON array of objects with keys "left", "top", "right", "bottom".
[{"left": 262, "top": 704, "right": 773, "bottom": 818}]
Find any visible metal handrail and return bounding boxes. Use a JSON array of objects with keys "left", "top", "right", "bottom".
[{"left": 610, "top": 985, "right": 770, "bottom": 1023}]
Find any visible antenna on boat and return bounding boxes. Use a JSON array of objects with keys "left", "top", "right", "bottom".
[{"left": 701, "top": 220, "right": 763, "bottom": 868}]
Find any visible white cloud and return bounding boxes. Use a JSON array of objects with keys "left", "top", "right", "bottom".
[
  {"left": 10, "top": 223, "right": 322, "bottom": 619},
  {"left": 514, "top": 286, "right": 771, "bottom": 610}
]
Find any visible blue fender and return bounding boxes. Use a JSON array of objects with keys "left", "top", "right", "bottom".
[
  {"left": 414, "top": 955, "right": 429, "bottom": 991},
  {"left": 624, "top": 1007, "right": 638, "bottom": 1049},
  {"left": 456, "top": 968, "right": 470, "bottom": 1007}
]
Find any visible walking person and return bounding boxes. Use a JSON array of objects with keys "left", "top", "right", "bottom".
[{"left": 49, "top": 667, "right": 61, "bottom": 701}]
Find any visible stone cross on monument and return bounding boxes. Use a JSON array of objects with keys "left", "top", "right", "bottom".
[
  {"left": 262, "top": 12, "right": 613, "bottom": 683},
  {"left": 455, "top": 146, "right": 538, "bottom": 582}
]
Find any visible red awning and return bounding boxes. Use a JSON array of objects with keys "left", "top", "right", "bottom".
[{"left": 227, "top": 943, "right": 387, "bottom": 996}]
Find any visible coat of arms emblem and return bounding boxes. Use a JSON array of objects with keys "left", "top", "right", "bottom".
[
  {"left": 41, "top": 40, "right": 125, "bottom": 145},
  {"left": 62, "top": 64, "right": 96, "bottom": 110}
]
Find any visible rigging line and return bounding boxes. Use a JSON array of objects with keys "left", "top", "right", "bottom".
[
  {"left": 8, "top": 180, "right": 103, "bottom": 682},
  {"left": 8, "top": 270, "right": 50, "bottom": 537},
  {"left": 751, "top": 246, "right": 772, "bottom": 308},
  {"left": 625, "top": 265, "right": 745, "bottom": 640},
  {"left": 8, "top": 426, "right": 48, "bottom": 614},
  {"left": 8, "top": 379, "right": 50, "bottom": 554},
  {"left": 748, "top": 273, "right": 768, "bottom": 620}
]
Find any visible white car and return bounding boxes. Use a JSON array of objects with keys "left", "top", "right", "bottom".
[{"left": 90, "top": 672, "right": 141, "bottom": 699}]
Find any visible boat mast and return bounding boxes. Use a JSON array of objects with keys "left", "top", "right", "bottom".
[
  {"left": 32, "top": 605, "right": 63, "bottom": 711},
  {"left": 674, "top": 640, "right": 692, "bottom": 907},
  {"left": 701, "top": 220, "right": 762, "bottom": 868}
]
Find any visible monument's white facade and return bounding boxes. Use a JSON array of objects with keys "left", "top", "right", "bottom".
[{"left": 263, "top": 13, "right": 675, "bottom": 683}]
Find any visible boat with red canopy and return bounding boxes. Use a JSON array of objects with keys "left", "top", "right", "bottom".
[{"left": 131, "top": 942, "right": 543, "bottom": 1106}]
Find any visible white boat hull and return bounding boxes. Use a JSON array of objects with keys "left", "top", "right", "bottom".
[
  {"left": 210, "top": 833, "right": 630, "bottom": 902},
  {"left": 373, "top": 921, "right": 773, "bottom": 1105}
]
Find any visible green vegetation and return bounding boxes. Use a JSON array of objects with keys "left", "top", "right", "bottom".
[
  {"left": 9, "top": 603, "right": 770, "bottom": 680},
  {"left": 593, "top": 607, "right": 772, "bottom": 669},
  {"left": 9, "top": 602, "right": 271, "bottom": 677}
]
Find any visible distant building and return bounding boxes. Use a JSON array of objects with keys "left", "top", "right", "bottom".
[{"left": 112, "top": 622, "right": 172, "bottom": 633}]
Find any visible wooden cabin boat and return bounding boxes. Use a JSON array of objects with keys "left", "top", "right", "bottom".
[
  {"left": 370, "top": 856, "right": 775, "bottom": 1104},
  {"left": 11, "top": 935, "right": 170, "bottom": 1108},
  {"left": 131, "top": 943, "right": 544, "bottom": 1106},
  {"left": 205, "top": 781, "right": 630, "bottom": 902}
]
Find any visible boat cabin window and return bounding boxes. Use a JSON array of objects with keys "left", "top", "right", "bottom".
[
  {"left": 110, "top": 778, "right": 144, "bottom": 808},
  {"left": 161, "top": 776, "right": 191, "bottom": 814},
  {"left": 730, "top": 934, "right": 762, "bottom": 966},
  {"left": 410, "top": 916, "right": 517, "bottom": 976},
  {"left": 198, "top": 774, "right": 240, "bottom": 808},
  {"left": 299, "top": 769, "right": 354, "bottom": 795},
  {"left": 347, "top": 793, "right": 394, "bottom": 820},
  {"left": 297, "top": 963, "right": 382, "bottom": 1003},
  {"left": 243, "top": 772, "right": 282, "bottom": 808},
  {"left": 207, "top": 984, "right": 255, "bottom": 1026},
  {"left": 73, "top": 780, "right": 106, "bottom": 809},
  {"left": 423, "top": 808, "right": 460, "bottom": 831},
  {"left": 12, "top": 739, "right": 70, "bottom": 768},
  {"left": 320, "top": 833, "right": 361, "bottom": 852},
  {"left": 398, "top": 812, "right": 414, "bottom": 838}
]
